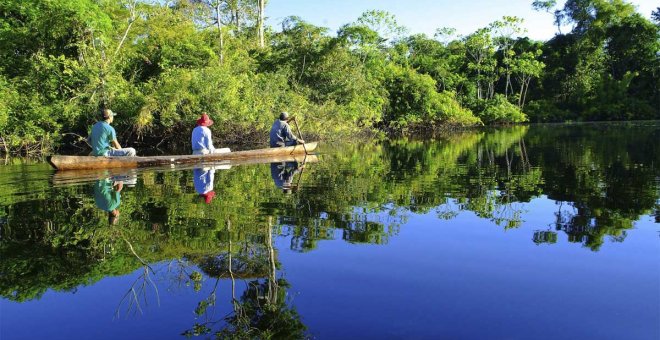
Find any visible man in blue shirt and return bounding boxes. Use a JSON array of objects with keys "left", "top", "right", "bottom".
[
  {"left": 269, "top": 112, "right": 305, "bottom": 147},
  {"left": 89, "top": 108, "right": 136, "bottom": 157},
  {"left": 191, "top": 113, "right": 230, "bottom": 155},
  {"left": 93, "top": 178, "right": 122, "bottom": 225}
]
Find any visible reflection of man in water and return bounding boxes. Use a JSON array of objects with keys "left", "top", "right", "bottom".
[
  {"left": 93, "top": 179, "right": 123, "bottom": 225},
  {"left": 270, "top": 162, "right": 302, "bottom": 193},
  {"left": 193, "top": 167, "right": 216, "bottom": 204}
]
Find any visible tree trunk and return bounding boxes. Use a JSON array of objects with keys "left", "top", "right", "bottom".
[
  {"left": 477, "top": 69, "right": 482, "bottom": 100},
  {"left": 227, "top": 218, "right": 236, "bottom": 304},
  {"left": 521, "top": 78, "right": 531, "bottom": 109},
  {"left": 113, "top": 0, "right": 137, "bottom": 58},
  {"left": 518, "top": 76, "right": 525, "bottom": 107},
  {"left": 0, "top": 136, "right": 8, "bottom": 155},
  {"left": 215, "top": 2, "right": 224, "bottom": 63},
  {"left": 266, "top": 216, "right": 278, "bottom": 304},
  {"left": 299, "top": 54, "right": 306, "bottom": 81},
  {"left": 258, "top": 0, "right": 265, "bottom": 48},
  {"left": 234, "top": 9, "right": 239, "bottom": 32}
]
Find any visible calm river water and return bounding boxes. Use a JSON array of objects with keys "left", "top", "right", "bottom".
[{"left": 1, "top": 123, "right": 658, "bottom": 339}]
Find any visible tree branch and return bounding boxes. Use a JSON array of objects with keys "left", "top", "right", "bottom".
[{"left": 113, "top": 0, "right": 138, "bottom": 58}]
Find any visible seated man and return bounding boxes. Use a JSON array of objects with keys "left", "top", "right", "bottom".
[
  {"left": 89, "top": 108, "right": 136, "bottom": 157},
  {"left": 269, "top": 112, "right": 305, "bottom": 147},
  {"left": 191, "top": 113, "right": 230, "bottom": 155}
]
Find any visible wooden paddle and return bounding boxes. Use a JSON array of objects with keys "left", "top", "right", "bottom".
[
  {"left": 291, "top": 117, "right": 308, "bottom": 155},
  {"left": 293, "top": 153, "right": 308, "bottom": 190}
]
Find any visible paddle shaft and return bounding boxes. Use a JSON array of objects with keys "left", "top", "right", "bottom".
[
  {"left": 294, "top": 153, "right": 307, "bottom": 189},
  {"left": 292, "top": 118, "right": 307, "bottom": 154}
]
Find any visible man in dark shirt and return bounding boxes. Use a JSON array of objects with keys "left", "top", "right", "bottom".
[{"left": 269, "top": 112, "right": 305, "bottom": 147}]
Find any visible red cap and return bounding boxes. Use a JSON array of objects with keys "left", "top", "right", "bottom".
[
  {"left": 200, "top": 191, "right": 215, "bottom": 204},
  {"left": 196, "top": 113, "right": 214, "bottom": 127}
]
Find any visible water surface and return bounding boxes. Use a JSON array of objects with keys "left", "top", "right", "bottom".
[{"left": 1, "top": 123, "right": 658, "bottom": 339}]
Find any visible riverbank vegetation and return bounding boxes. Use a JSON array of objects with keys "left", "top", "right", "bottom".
[{"left": 0, "top": 0, "right": 658, "bottom": 153}]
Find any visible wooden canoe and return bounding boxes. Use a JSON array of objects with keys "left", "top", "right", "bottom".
[
  {"left": 51, "top": 154, "right": 318, "bottom": 186},
  {"left": 48, "top": 142, "right": 318, "bottom": 170}
]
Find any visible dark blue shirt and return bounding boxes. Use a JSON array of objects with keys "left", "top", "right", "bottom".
[
  {"left": 193, "top": 168, "right": 215, "bottom": 194},
  {"left": 269, "top": 120, "right": 297, "bottom": 147},
  {"left": 270, "top": 162, "right": 299, "bottom": 188}
]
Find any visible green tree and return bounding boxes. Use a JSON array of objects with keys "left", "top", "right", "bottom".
[
  {"left": 512, "top": 48, "right": 545, "bottom": 108},
  {"left": 490, "top": 16, "right": 525, "bottom": 99},
  {"left": 405, "top": 34, "right": 466, "bottom": 92},
  {"left": 464, "top": 28, "right": 497, "bottom": 100}
]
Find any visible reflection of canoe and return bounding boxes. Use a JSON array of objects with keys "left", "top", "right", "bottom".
[
  {"left": 48, "top": 142, "right": 318, "bottom": 170},
  {"left": 52, "top": 154, "right": 318, "bottom": 187}
]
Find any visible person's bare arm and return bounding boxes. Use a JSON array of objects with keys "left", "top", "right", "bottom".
[{"left": 112, "top": 140, "right": 122, "bottom": 149}]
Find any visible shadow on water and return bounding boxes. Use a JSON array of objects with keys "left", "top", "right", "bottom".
[{"left": 0, "top": 122, "right": 658, "bottom": 338}]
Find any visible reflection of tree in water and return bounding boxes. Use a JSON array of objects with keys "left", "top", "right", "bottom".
[
  {"left": 1, "top": 124, "right": 658, "bottom": 305},
  {"left": 212, "top": 277, "right": 306, "bottom": 340},
  {"left": 114, "top": 232, "right": 162, "bottom": 318},
  {"left": 543, "top": 200, "right": 635, "bottom": 251},
  {"left": 467, "top": 133, "right": 540, "bottom": 229},
  {"left": 183, "top": 218, "right": 307, "bottom": 339},
  {"left": 342, "top": 220, "right": 394, "bottom": 244},
  {"left": 435, "top": 124, "right": 657, "bottom": 249},
  {"left": 288, "top": 208, "right": 405, "bottom": 251},
  {"left": 533, "top": 230, "right": 558, "bottom": 245},
  {"left": 529, "top": 124, "right": 659, "bottom": 250},
  {"left": 416, "top": 127, "right": 540, "bottom": 230}
]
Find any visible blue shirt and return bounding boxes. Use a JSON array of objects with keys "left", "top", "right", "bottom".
[
  {"left": 191, "top": 126, "right": 215, "bottom": 152},
  {"left": 269, "top": 120, "right": 297, "bottom": 147},
  {"left": 270, "top": 162, "right": 299, "bottom": 188},
  {"left": 93, "top": 179, "right": 121, "bottom": 211},
  {"left": 193, "top": 168, "right": 215, "bottom": 194},
  {"left": 89, "top": 121, "right": 116, "bottom": 156}
]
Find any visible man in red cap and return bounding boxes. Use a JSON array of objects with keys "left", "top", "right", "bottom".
[{"left": 191, "top": 112, "right": 230, "bottom": 155}]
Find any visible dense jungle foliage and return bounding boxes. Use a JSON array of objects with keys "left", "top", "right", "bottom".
[{"left": 0, "top": 0, "right": 658, "bottom": 153}]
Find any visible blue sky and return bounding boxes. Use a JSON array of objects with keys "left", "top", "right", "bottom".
[{"left": 265, "top": 0, "right": 658, "bottom": 41}]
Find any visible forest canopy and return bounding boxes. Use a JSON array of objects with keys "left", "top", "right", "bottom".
[{"left": 0, "top": 0, "right": 658, "bottom": 153}]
